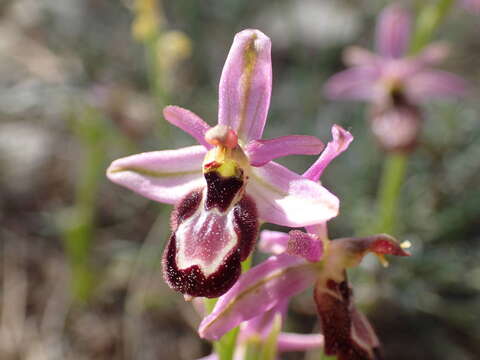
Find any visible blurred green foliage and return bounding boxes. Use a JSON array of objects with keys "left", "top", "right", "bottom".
[{"left": 0, "top": 0, "right": 479, "bottom": 359}]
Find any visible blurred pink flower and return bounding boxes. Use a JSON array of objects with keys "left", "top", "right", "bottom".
[
  {"left": 107, "top": 29, "right": 339, "bottom": 298},
  {"left": 199, "top": 125, "right": 410, "bottom": 359},
  {"left": 324, "top": 4, "right": 466, "bottom": 152},
  {"left": 462, "top": 0, "right": 480, "bottom": 13}
]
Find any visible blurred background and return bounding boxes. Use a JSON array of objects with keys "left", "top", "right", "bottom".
[{"left": 0, "top": 0, "right": 479, "bottom": 359}]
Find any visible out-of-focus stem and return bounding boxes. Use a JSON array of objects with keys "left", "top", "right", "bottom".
[
  {"left": 144, "top": 35, "right": 170, "bottom": 140},
  {"left": 375, "top": 0, "right": 454, "bottom": 236},
  {"left": 376, "top": 153, "right": 408, "bottom": 234},
  {"left": 410, "top": 0, "right": 455, "bottom": 54},
  {"left": 64, "top": 107, "right": 107, "bottom": 303}
]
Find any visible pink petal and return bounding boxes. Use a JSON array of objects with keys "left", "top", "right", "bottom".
[
  {"left": 376, "top": 4, "right": 411, "bottom": 58},
  {"left": 198, "top": 254, "right": 316, "bottom": 340},
  {"left": 287, "top": 230, "right": 323, "bottom": 262},
  {"left": 343, "top": 46, "right": 378, "bottom": 67},
  {"left": 245, "top": 135, "right": 324, "bottom": 167},
  {"left": 258, "top": 230, "right": 289, "bottom": 255},
  {"left": 277, "top": 333, "right": 325, "bottom": 352},
  {"left": 163, "top": 106, "right": 212, "bottom": 148},
  {"left": 248, "top": 162, "right": 339, "bottom": 227},
  {"left": 107, "top": 145, "right": 205, "bottom": 204},
  {"left": 416, "top": 42, "right": 450, "bottom": 66},
  {"left": 239, "top": 300, "right": 288, "bottom": 341},
  {"left": 218, "top": 29, "right": 272, "bottom": 142},
  {"left": 324, "top": 66, "right": 379, "bottom": 101},
  {"left": 303, "top": 125, "right": 353, "bottom": 181},
  {"left": 305, "top": 223, "right": 329, "bottom": 242},
  {"left": 405, "top": 70, "right": 467, "bottom": 102}
]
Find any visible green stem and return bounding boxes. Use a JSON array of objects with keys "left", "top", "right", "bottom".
[
  {"left": 410, "top": 0, "right": 455, "bottom": 54},
  {"left": 376, "top": 153, "right": 408, "bottom": 234},
  {"left": 375, "top": 0, "right": 455, "bottom": 236},
  {"left": 144, "top": 35, "right": 170, "bottom": 141},
  {"left": 63, "top": 107, "right": 108, "bottom": 303}
]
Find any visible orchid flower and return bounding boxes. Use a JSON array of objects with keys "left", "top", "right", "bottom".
[
  {"left": 107, "top": 29, "right": 339, "bottom": 298},
  {"left": 324, "top": 4, "right": 466, "bottom": 152},
  {"left": 199, "top": 125, "right": 411, "bottom": 359},
  {"left": 462, "top": 0, "right": 480, "bottom": 13}
]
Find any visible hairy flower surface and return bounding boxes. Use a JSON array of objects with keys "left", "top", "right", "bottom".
[
  {"left": 107, "top": 29, "right": 339, "bottom": 297},
  {"left": 199, "top": 126, "right": 410, "bottom": 359},
  {"left": 324, "top": 4, "right": 466, "bottom": 152}
]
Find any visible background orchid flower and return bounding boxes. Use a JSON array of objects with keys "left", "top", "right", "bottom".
[
  {"left": 199, "top": 125, "right": 410, "bottom": 359},
  {"left": 324, "top": 3, "right": 466, "bottom": 152},
  {"left": 462, "top": 0, "right": 480, "bottom": 13},
  {"left": 107, "top": 29, "right": 339, "bottom": 298}
]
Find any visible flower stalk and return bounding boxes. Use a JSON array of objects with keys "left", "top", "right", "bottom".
[
  {"left": 410, "top": 0, "right": 455, "bottom": 54},
  {"left": 131, "top": 0, "right": 191, "bottom": 139},
  {"left": 375, "top": 0, "right": 456, "bottom": 235},
  {"left": 63, "top": 106, "right": 109, "bottom": 303}
]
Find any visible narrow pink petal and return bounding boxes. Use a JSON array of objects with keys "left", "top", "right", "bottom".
[
  {"left": 163, "top": 106, "right": 212, "bottom": 148},
  {"left": 416, "top": 42, "right": 450, "bottom": 66},
  {"left": 376, "top": 4, "right": 411, "bottom": 58},
  {"left": 198, "top": 254, "right": 316, "bottom": 340},
  {"left": 303, "top": 125, "right": 353, "bottom": 182},
  {"left": 343, "top": 46, "right": 378, "bottom": 67},
  {"left": 245, "top": 135, "right": 324, "bottom": 167},
  {"left": 287, "top": 230, "right": 323, "bottom": 262},
  {"left": 248, "top": 162, "right": 339, "bottom": 227},
  {"left": 218, "top": 29, "right": 272, "bottom": 142},
  {"left": 305, "top": 223, "right": 329, "bottom": 242},
  {"left": 258, "top": 230, "right": 289, "bottom": 255},
  {"left": 324, "top": 66, "right": 379, "bottom": 101},
  {"left": 277, "top": 333, "right": 324, "bottom": 352},
  {"left": 405, "top": 70, "right": 467, "bottom": 102},
  {"left": 106, "top": 145, "right": 205, "bottom": 204},
  {"left": 239, "top": 300, "right": 288, "bottom": 341}
]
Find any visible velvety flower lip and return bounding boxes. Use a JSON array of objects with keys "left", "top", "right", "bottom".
[
  {"left": 107, "top": 29, "right": 339, "bottom": 298},
  {"left": 324, "top": 3, "right": 467, "bottom": 105}
]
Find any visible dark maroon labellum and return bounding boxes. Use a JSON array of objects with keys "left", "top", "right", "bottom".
[
  {"left": 163, "top": 184, "right": 258, "bottom": 298},
  {"left": 204, "top": 171, "right": 244, "bottom": 212},
  {"left": 315, "top": 273, "right": 382, "bottom": 360}
]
